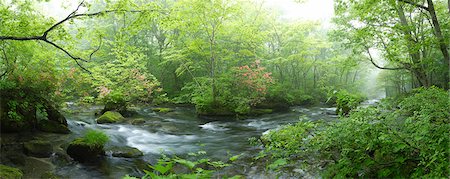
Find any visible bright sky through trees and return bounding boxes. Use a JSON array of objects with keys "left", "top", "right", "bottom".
[{"left": 37, "top": 0, "right": 334, "bottom": 24}]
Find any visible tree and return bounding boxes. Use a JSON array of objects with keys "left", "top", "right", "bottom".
[{"left": 334, "top": 0, "right": 449, "bottom": 89}]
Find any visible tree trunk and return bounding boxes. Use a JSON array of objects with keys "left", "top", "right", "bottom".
[
  {"left": 210, "top": 28, "right": 216, "bottom": 103},
  {"left": 396, "top": 4, "right": 430, "bottom": 87},
  {"left": 427, "top": 0, "right": 450, "bottom": 89},
  {"left": 448, "top": 0, "right": 450, "bottom": 14}
]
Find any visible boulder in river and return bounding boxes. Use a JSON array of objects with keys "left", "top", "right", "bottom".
[
  {"left": 152, "top": 107, "right": 174, "bottom": 113},
  {"left": 130, "top": 118, "right": 146, "bottom": 125},
  {"left": 24, "top": 140, "right": 53, "bottom": 158},
  {"left": 109, "top": 146, "right": 143, "bottom": 158},
  {"left": 0, "top": 164, "right": 23, "bottom": 179},
  {"left": 66, "top": 138, "right": 105, "bottom": 162},
  {"left": 96, "top": 111, "right": 124, "bottom": 124}
]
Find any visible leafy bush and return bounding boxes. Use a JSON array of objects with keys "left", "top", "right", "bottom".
[
  {"left": 176, "top": 60, "right": 275, "bottom": 116},
  {"left": 266, "top": 83, "right": 314, "bottom": 106},
  {"left": 335, "top": 90, "right": 364, "bottom": 116},
  {"left": 125, "top": 151, "right": 241, "bottom": 179},
  {"left": 83, "top": 130, "right": 109, "bottom": 148},
  {"left": 258, "top": 87, "right": 449, "bottom": 178}
]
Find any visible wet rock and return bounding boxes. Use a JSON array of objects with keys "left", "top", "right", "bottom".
[
  {"left": 37, "top": 120, "right": 70, "bottom": 134},
  {"left": 160, "top": 124, "right": 178, "bottom": 133},
  {"left": 22, "top": 157, "right": 55, "bottom": 179},
  {"left": 24, "top": 140, "right": 53, "bottom": 158},
  {"left": 0, "top": 164, "right": 23, "bottom": 179},
  {"left": 249, "top": 109, "right": 273, "bottom": 116},
  {"left": 66, "top": 138, "right": 105, "bottom": 162},
  {"left": 109, "top": 146, "right": 143, "bottom": 158},
  {"left": 130, "top": 118, "right": 146, "bottom": 125},
  {"left": 96, "top": 111, "right": 124, "bottom": 124},
  {"left": 40, "top": 171, "right": 61, "bottom": 179},
  {"left": 152, "top": 107, "right": 174, "bottom": 113},
  {"left": 5, "top": 153, "right": 27, "bottom": 166},
  {"left": 50, "top": 147, "right": 72, "bottom": 166}
]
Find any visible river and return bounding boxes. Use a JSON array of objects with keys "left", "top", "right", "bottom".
[{"left": 2, "top": 104, "right": 343, "bottom": 178}]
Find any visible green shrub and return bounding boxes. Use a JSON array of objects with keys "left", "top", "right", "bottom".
[
  {"left": 335, "top": 90, "right": 364, "bottom": 116},
  {"left": 125, "top": 151, "right": 241, "bottom": 179},
  {"left": 83, "top": 130, "right": 109, "bottom": 148},
  {"left": 258, "top": 87, "right": 449, "bottom": 178}
]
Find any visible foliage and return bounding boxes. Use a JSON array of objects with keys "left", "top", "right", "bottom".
[
  {"left": 126, "top": 151, "right": 239, "bottom": 179},
  {"left": 334, "top": 90, "right": 365, "bottom": 116},
  {"left": 0, "top": 165, "right": 23, "bottom": 179},
  {"left": 258, "top": 87, "right": 449, "bottom": 178},
  {"left": 82, "top": 130, "right": 109, "bottom": 148}
]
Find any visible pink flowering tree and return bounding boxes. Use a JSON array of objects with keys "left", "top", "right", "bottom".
[{"left": 233, "top": 59, "right": 273, "bottom": 109}]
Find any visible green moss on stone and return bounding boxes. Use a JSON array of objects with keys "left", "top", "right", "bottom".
[
  {"left": 96, "top": 111, "right": 124, "bottom": 124},
  {"left": 24, "top": 140, "right": 53, "bottom": 157},
  {"left": 37, "top": 120, "right": 70, "bottom": 134},
  {"left": 0, "top": 164, "right": 23, "bottom": 179},
  {"left": 152, "top": 107, "right": 174, "bottom": 113},
  {"left": 250, "top": 109, "right": 274, "bottom": 116},
  {"left": 110, "top": 146, "right": 143, "bottom": 158}
]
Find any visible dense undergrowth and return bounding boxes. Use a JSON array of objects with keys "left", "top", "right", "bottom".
[{"left": 257, "top": 87, "right": 449, "bottom": 178}]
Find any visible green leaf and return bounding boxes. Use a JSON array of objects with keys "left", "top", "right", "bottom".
[{"left": 173, "top": 158, "right": 196, "bottom": 169}]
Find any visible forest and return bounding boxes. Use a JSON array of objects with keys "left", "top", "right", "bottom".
[{"left": 0, "top": 0, "right": 448, "bottom": 178}]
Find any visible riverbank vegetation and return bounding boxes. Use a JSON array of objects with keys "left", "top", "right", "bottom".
[
  {"left": 0, "top": 0, "right": 448, "bottom": 178},
  {"left": 257, "top": 87, "right": 449, "bottom": 178}
]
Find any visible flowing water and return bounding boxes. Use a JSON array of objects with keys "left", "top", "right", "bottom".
[{"left": 2, "top": 104, "right": 343, "bottom": 178}]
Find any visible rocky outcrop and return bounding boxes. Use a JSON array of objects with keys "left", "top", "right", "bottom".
[
  {"left": 37, "top": 120, "right": 70, "bottom": 134},
  {"left": 0, "top": 94, "right": 69, "bottom": 133},
  {"left": 96, "top": 111, "right": 124, "bottom": 124},
  {"left": 66, "top": 138, "right": 105, "bottom": 162},
  {"left": 24, "top": 140, "right": 53, "bottom": 158}
]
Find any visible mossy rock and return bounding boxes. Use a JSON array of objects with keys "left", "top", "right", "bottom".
[
  {"left": 96, "top": 111, "right": 124, "bottom": 124},
  {"left": 40, "top": 171, "right": 60, "bottom": 179},
  {"left": 37, "top": 120, "right": 70, "bottom": 134},
  {"left": 109, "top": 146, "right": 143, "bottom": 158},
  {"left": 24, "top": 140, "right": 53, "bottom": 158},
  {"left": 152, "top": 107, "right": 174, "bottom": 113},
  {"left": 130, "top": 118, "right": 146, "bottom": 125},
  {"left": 66, "top": 138, "right": 105, "bottom": 162},
  {"left": 0, "top": 164, "right": 23, "bottom": 179},
  {"left": 197, "top": 108, "right": 234, "bottom": 116},
  {"left": 249, "top": 109, "right": 274, "bottom": 116}
]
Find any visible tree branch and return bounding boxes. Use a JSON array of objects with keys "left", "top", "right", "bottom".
[
  {"left": 0, "top": 47, "right": 9, "bottom": 78},
  {"left": 364, "top": 45, "right": 407, "bottom": 70},
  {"left": 0, "top": 0, "right": 149, "bottom": 73},
  {"left": 89, "top": 36, "right": 102, "bottom": 61},
  {"left": 397, "top": 0, "right": 429, "bottom": 11}
]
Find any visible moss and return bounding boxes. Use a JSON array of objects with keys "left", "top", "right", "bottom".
[
  {"left": 152, "top": 107, "right": 174, "bottom": 113},
  {"left": 37, "top": 120, "right": 70, "bottom": 134},
  {"left": 40, "top": 172, "right": 60, "bottom": 179},
  {"left": 96, "top": 111, "right": 124, "bottom": 124},
  {"left": 24, "top": 140, "right": 53, "bottom": 157},
  {"left": 130, "top": 118, "right": 146, "bottom": 125},
  {"left": 66, "top": 138, "right": 105, "bottom": 162},
  {"left": 0, "top": 164, "right": 23, "bottom": 179},
  {"left": 250, "top": 109, "right": 274, "bottom": 116},
  {"left": 110, "top": 146, "right": 143, "bottom": 158}
]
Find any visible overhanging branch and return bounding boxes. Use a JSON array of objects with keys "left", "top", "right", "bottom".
[
  {"left": 0, "top": 0, "right": 150, "bottom": 73},
  {"left": 397, "top": 0, "right": 429, "bottom": 11},
  {"left": 364, "top": 45, "right": 407, "bottom": 70}
]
